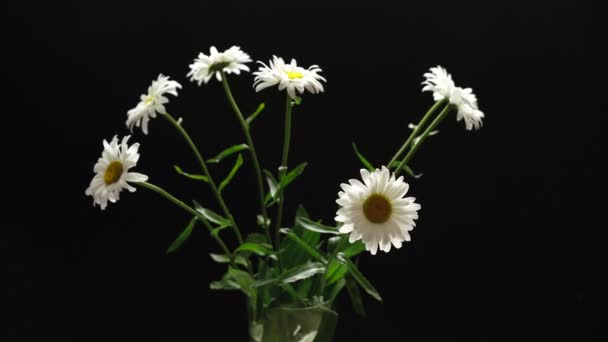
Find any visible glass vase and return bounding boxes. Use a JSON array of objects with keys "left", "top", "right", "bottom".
[{"left": 249, "top": 302, "right": 338, "bottom": 342}]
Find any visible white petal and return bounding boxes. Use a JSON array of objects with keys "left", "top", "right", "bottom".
[{"left": 339, "top": 223, "right": 354, "bottom": 233}]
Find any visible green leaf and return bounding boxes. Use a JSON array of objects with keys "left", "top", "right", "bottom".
[
  {"left": 296, "top": 217, "right": 340, "bottom": 235},
  {"left": 264, "top": 163, "right": 308, "bottom": 206},
  {"left": 210, "top": 224, "right": 230, "bottom": 239},
  {"left": 193, "top": 201, "right": 231, "bottom": 226},
  {"left": 341, "top": 240, "right": 366, "bottom": 258},
  {"left": 281, "top": 262, "right": 325, "bottom": 284},
  {"left": 296, "top": 205, "right": 310, "bottom": 219},
  {"left": 295, "top": 277, "right": 314, "bottom": 299},
  {"left": 207, "top": 144, "right": 249, "bottom": 164},
  {"left": 292, "top": 96, "right": 302, "bottom": 106},
  {"left": 326, "top": 278, "right": 346, "bottom": 303},
  {"left": 252, "top": 262, "right": 325, "bottom": 288},
  {"left": 389, "top": 161, "right": 423, "bottom": 178},
  {"left": 336, "top": 253, "right": 382, "bottom": 302},
  {"left": 263, "top": 169, "right": 279, "bottom": 200},
  {"left": 278, "top": 162, "right": 307, "bottom": 189},
  {"left": 245, "top": 102, "right": 265, "bottom": 126},
  {"left": 278, "top": 206, "right": 320, "bottom": 270},
  {"left": 280, "top": 283, "right": 306, "bottom": 303},
  {"left": 345, "top": 275, "right": 366, "bottom": 316},
  {"left": 235, "top": 242, "right": 272, "bottom": 256},
  {"left": 218, "top": 153, "right": 243, "bottom": 193},
  {"left": 352, "top": 143, "right": 375, "bottom": 171},
  {"left": 166, "top": 217, "right": 197, "bottom": 254},
  {"left": 209, "top": 278, "right": 240, "bottom": 291},
  {"left": 173, "top": 165, "right": 209, "bottom": 182},
  {"left": 209, "top": 253, "right": 248, "bottom": 267},
  {"left": 280, "top": 228, "right": 326, "bottom": 264},
  {"left": 325, "top": 259, "right": 348, "bottom": 286},
  {"left": 211, "top": 268, "right": 255, "bottom": 297},
  {"left": 327, "top": 236, "right": 342, "bottom": 252},
  {"left": 246, "top": 233, "right": 269, "bottom": 244}
]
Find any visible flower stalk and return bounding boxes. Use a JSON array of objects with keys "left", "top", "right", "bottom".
[
  {"left": 394, "top": 103, "right": 453, "bottom": 174},
  {"left": 388, "top": 99, "right": 446, "bottom": 168},
  {"left": 162, "top": 112, "right": 244, "bottom": 245},
  {"left": 220, "top": 71, "right": 272, "bottom": 247},
  {"left": 274, "top": 93, "right": 294, "bottom": 247},
  {"left": 138, "top": 181, "right": 232, "bottom": 258}
]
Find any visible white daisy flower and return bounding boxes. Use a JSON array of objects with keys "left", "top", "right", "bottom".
[
  {"left": 450, "top": 86, "right": 484, "bottom": 130},
  {"left": 126, "top": 74, "right": 182, "bottom": 135},
  {"left": 422, "top": 66, "right": 484, "bottom": 130},
  {"left": 85, "top": 136, "right": 148, "bottom": 210},
  {"left": 253, "top": 56, "right": 326, "bottom": 99},
  {"left": 335, "top": 166, "right": 421, "bottom": 255},
  {"left": 422, "top": 65, "right": 455, "bottom": 102},
  {"left": 187, "top": 46, "right": 252, "bottom": 85}
]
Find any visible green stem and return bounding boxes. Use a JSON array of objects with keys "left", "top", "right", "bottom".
[
  {"left": 219, "top": 71, "right": 272, "bottom": 246},
  {"left": 274, "top": 93, "right": 293, "bottom": 248},
  {"left": 394, "top": 103, "right": 453, "bottom": 174},
  {"left": 162, "top": 113, "right": 243, "bottom": 245},
  {"left": 137, "top": 181, "right": 232, "bottom": 256},
  {"left": 388, "top": 99, "right": 446, "bottom": 168}
]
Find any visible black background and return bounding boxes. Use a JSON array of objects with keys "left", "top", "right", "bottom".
[{"left": 4, "top": 1, "right": 605, "bottom": 341}]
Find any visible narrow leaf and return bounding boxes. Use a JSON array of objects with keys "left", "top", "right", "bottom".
[
  {"left": 352, "top": 143, "right": 374, "bottom": 171},
  {"left": 389, "top": 161, "right": 423, "bottom": 178},
  {"left": 280, "top": 228, "right": 327, "bottom": 264},
  {"left": 173, "top": 165, "right": 209, "bottom": 182},
  {"left": 210, "top": 279, "right": 240, "bottom": 291},
  {"left": 345, "top": 275, "right": 366, "bottom": 316},
  {"left": 296, "top": 217, "right": 340, "bottom": 235},
  {"left": 263, "top": 169, "right": 279, "bottom": 199},
  {"left": 211, "top": 268, "right": 255, "bottom": 297},
  {"left": 264, "top": 163, "right": 308, "bottom": 206},
  {"left": 209, "top": 253, "right": 248, "bottom": 267},
  {"left": 295, "top": 205, "right": 310, "bottom": 219},
  {"left": 235, "top": 242, "right": 271, "bottom": 256},
  {"left": 228, "top": 268, "right": 255, "bottom": 297},
  {"left": 252, "top": 262, "right": 325, "bottom": 288},
  {"left": 325, "top": 259, "right": 348, "bottom": 286},
  {"left": 292, "top": 96, "right": 302, "bottom": 106},
  {"left": 245, "top": 102, "right": 265, "bottom": 126},
  {"left": 342, "top": 240, "right": 366, "bottom": 258},
  {"left": 166, "top": 217, "right": 197, "bottom": 254},
  {"left": 279, "top": 206, "right": 320, "bottom": 270},
  {"left": 207, "top": 144, "right": 249, "bottom": 164},
  {"left": 280, "top": 262, "right": 325, "bottom": 284},
  {"left": 193, "top": 201, "right": 231, "bottom": 226},
  {"left": 210, "top": 224, "right": 230, "bottom": 238},
  {"left": 326, "top": 278, "right": 346, "bottom": 303},
  {"left": 327, "top": 236, "right": 342, "bottom": 252},
  {"left": 337, "top": 253, "right": 382, "bottom": 302},
  {"left": 218, "top": 153, "right": 243, "bottom": 193},
  {"left": 278, "top": 163, "right": 307, "bottom": 190},
  {"left": 246, "top": 233, "right": 269, "bottom": 245}
]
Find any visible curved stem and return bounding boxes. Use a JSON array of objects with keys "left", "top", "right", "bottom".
[
  {"left": 388, "top": 99, "right": 446, "bottom": 168},
  {"left": 137, "top": 181, "right": 232, "bottom": 256},
  {"left": 162, "top": 113, "right": 243, "bottom": 245},
  {"left": 219, "top": 71, "right": 272, "bottom": 247},
  {"left": 274, "top": 93, "right": 293, "bottom": 247},
  {"left": 394, "top": 103, "right": 453, "bottom": 174}
]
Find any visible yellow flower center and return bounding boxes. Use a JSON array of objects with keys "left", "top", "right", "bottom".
[
  {"left": 286, "top": 71, "right": 304, "bottom": 79},
  {"left": 363, "top": 194, "right": 392, "bottom": 224},
  {"left": 144, "top": 96, "right": 154, "bottom": 105},
  {"left": 104, "top": 161, "right": 123, "bottom": 185}
]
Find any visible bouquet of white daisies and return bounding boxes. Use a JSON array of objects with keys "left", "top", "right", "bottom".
[{"left": 85, "top": 46, "right": 484, "bottom": 341}]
